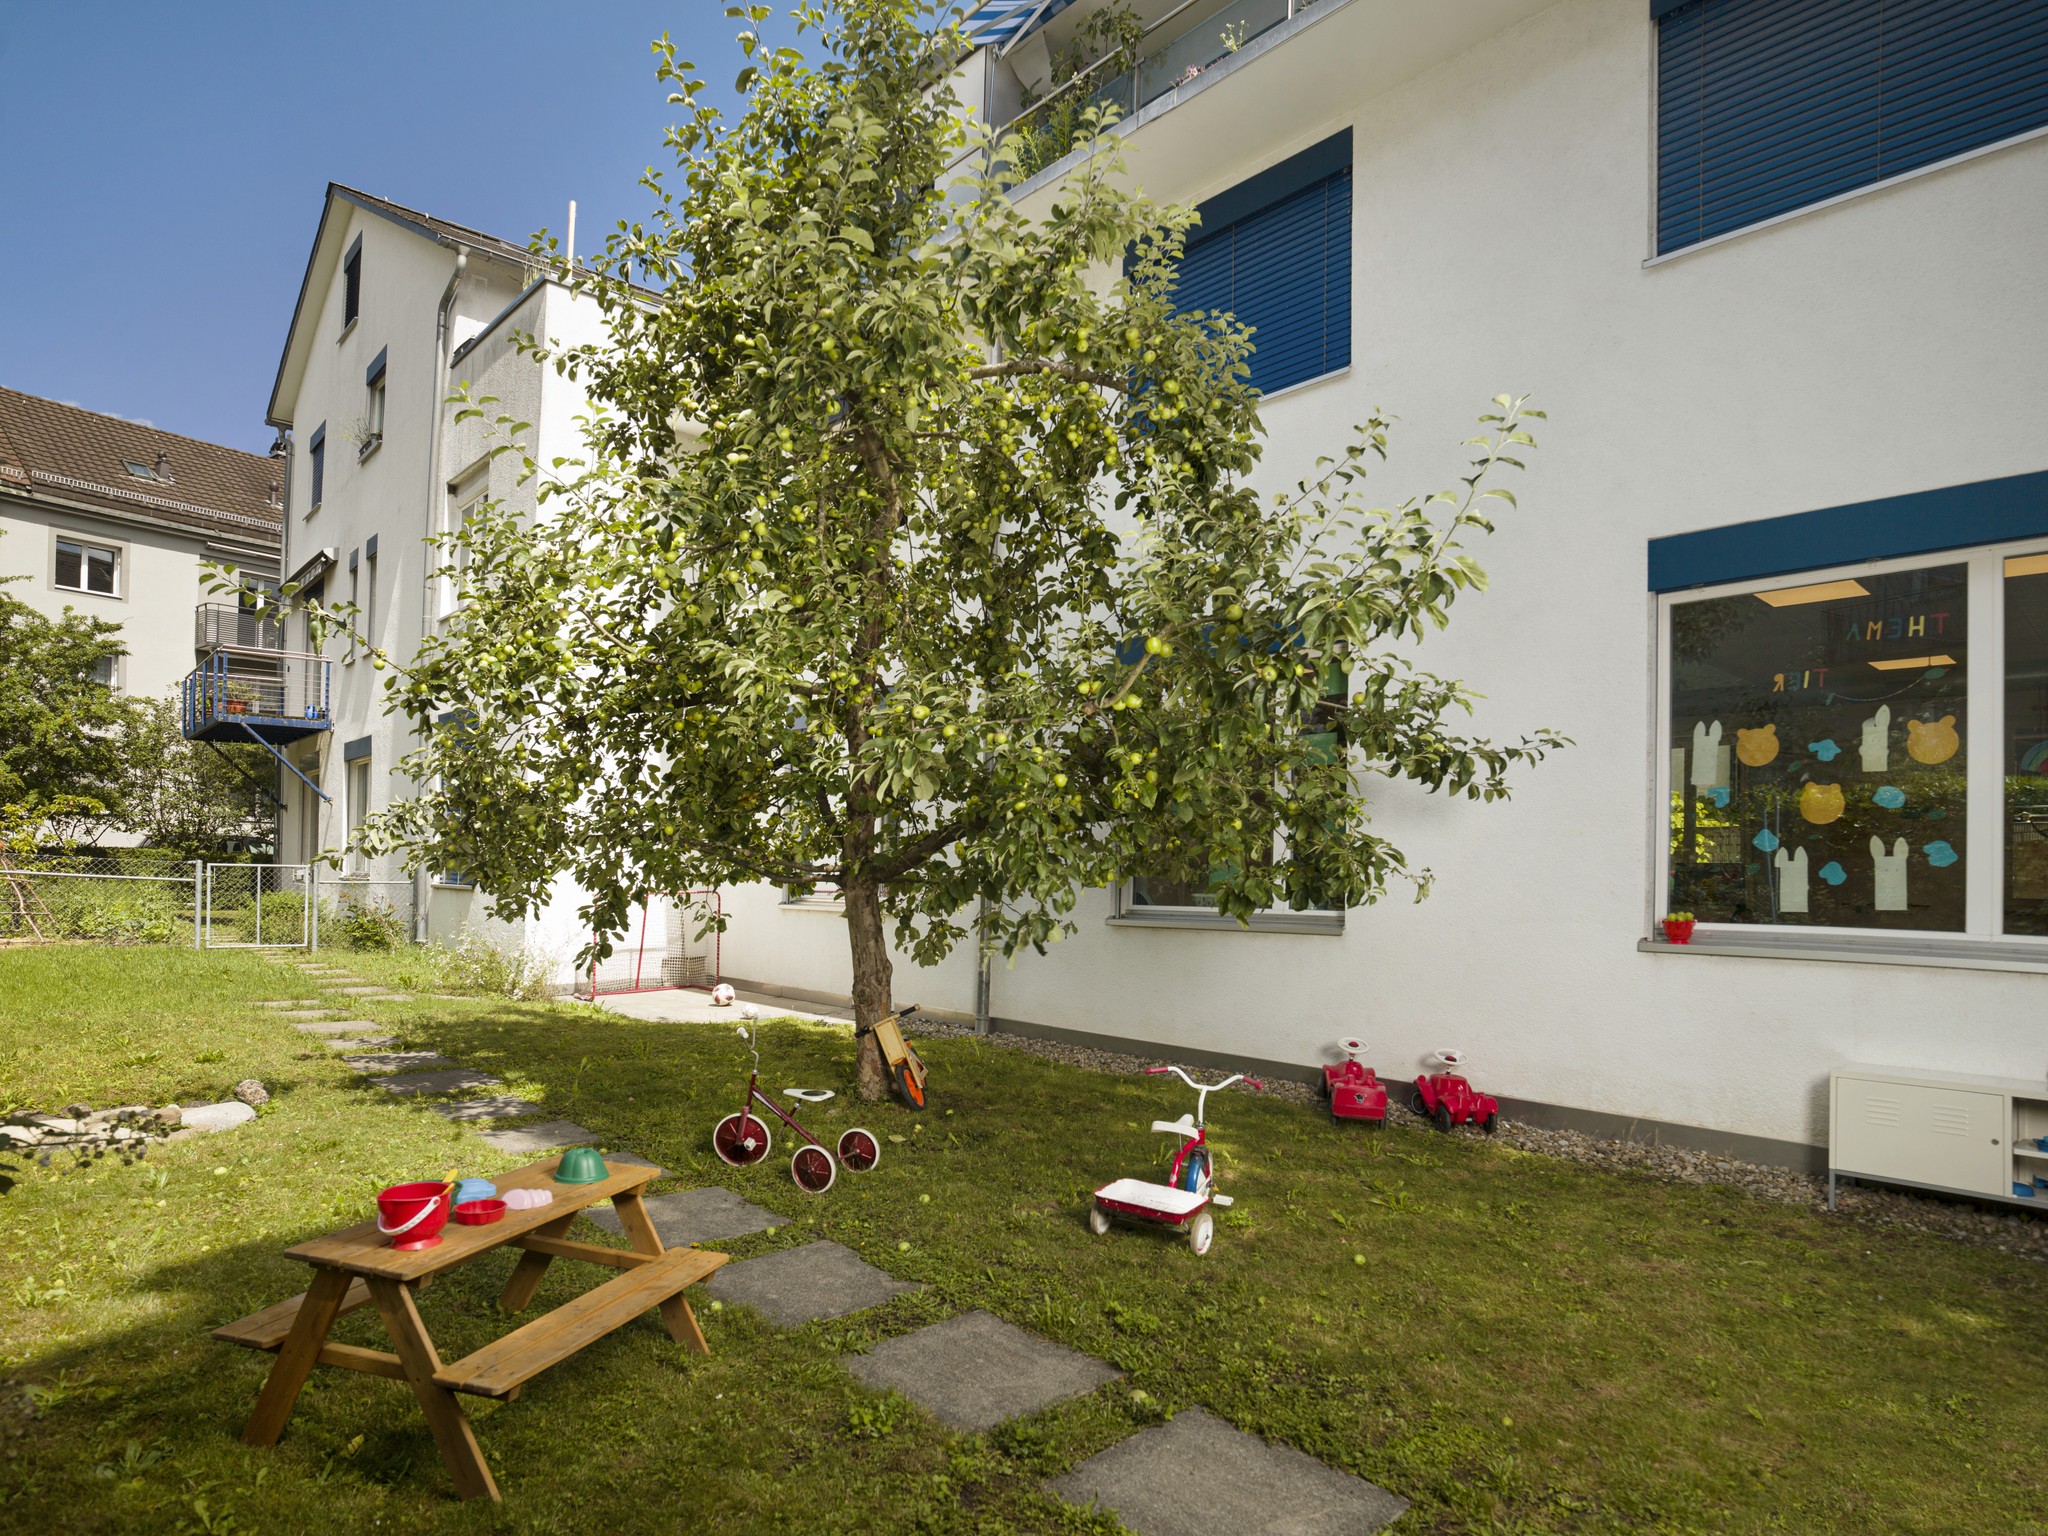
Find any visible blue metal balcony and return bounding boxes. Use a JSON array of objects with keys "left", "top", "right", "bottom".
[{"left": 180, "top": 648, "right": 332, "bottom": 744}]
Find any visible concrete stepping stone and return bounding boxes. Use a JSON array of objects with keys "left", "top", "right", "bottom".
[
  {"left": 378, "top": 1068, "right": 504, "bottom": 1097},
  {"left": 1047, "top": 1408, "right": 1408, "bottom": 1536},
  {"left": 335, "top": 986, "right": 400, "bottom": 997},
  {"left": 343, "top": 1051, "right": 457, "bottom": 1075},
  {"left": 704, "top": 1240, "right": 916, "bottom": 1328},
  {"left": 428, "top": 1095, "right": 546, "bottom": 1122},
  {"left": 849, "top": 1310, "right": 1118, "bottom": 1433},
  {"left": 584, "top": 1186, "right": 780, "bottom": 1246},
  {"left": 292, "top": 1019, "right": 382, "bottom": 1036},
  {"left": 474, "top": 1119, "right": 596, "bottom": 1154},
  {"left": 252, "top": 1000, "right": 319, "bottom": 1008},
  {"left": 271, "top": 1009, "right": 340, "bottom": 1021},
  {"left": 324, "top": 1037, "right": 398, "bottom": 1052}
]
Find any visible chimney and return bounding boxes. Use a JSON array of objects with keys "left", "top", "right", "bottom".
[{"left": 154, "top": 450, "right": 174, "bottom": 483}]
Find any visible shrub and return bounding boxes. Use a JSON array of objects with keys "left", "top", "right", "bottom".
[
  {"left": 326, "top": 897, "right": 406, "bottom": 951},
  {"left": 432, "top": 929, "right": 557, "bottom": 1001},
  {"left": 39, "top": 883, "right": 188, "bottom": 945}
]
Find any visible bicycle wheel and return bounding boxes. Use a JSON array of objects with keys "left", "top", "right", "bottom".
[
  {"left": 713, "top": 1112, "right": 772, "bottom": 1166},
  {"left": 791, "top": 1144, "right": 836, "bottom": 1193},
  {"left": 893, "top": 1061, "right": 927, "bottom": 1111},
  {"left": 837, "top": 1126, "right": 881, "bottom": 1172}
]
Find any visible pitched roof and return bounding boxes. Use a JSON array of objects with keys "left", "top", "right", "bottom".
[
  {"left": 0, "top": 386, "right": 282, "bottom": 552},
  {"left": 332, "top": 184, "right": 544, "bottom": 271}
]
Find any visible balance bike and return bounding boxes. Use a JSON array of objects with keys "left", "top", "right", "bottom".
[
  {"left": 855, "top": 1002, "right": 929, "bottom": 1110},
  {"left": 1089, "top": 1065, "right": 1261, "bottom": 1256},
  {"left": 712, "top": 1022, "right": 882, "bottom": 1192},
  {"left": 1411, "top": 1048, "right": 1498, "bottom": 1134},
  {"left": 1318, "top": 1036, "right": 1387, "bottom": 1127}
]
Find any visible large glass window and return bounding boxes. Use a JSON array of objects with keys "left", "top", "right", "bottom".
[
  {"left": 54, "top": 536, "right": 119, "bottom": 596},
  {"left": 1668, "top": 564, "right": 1968, "bottom": 932},
  {"left": 2007, "top": 552, "right": 2048, "bottom": 936}
]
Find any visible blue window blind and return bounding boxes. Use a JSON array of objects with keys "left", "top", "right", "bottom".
[
  {"left": 1656, "top": 0, "right": 2048, "bottom": 254},
  {"left": 1170, "top": 141, "right": 1351, "bottom": 397}
]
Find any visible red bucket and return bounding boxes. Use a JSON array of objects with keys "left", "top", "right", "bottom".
[{"left": 376, "top": 1181, "right": 451, "bottom": 1250}]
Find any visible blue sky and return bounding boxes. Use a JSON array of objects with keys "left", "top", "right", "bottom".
[{"left": 0, "top": 3, "right": 797, "bottom": 454}]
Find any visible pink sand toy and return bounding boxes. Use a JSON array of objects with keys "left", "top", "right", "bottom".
[
  {"left": 1089, "top": 1065, "right": 1261, "bottom": 1256},
  {"left": 501, "top": 1187, "right": 554, "bottom": 1211}
]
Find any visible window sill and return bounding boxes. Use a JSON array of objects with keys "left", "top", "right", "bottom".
[
  {"left": 53, "top": 585, "right": 120, "bottom": 601},
  {"left": 338, "top": 317, "right": 358, "bottom": 344},
  {"left": 1256, "top": 366, "right": 1351, "bottom": 406},
  {"left": 357, "top": 436, "right": 382, "bottom": 463},
  {"left": 1108, "top": 909, "right": 1343, "bottom": 936},
  {"left": 431, "top": 880, "right": 476, "bottom": 890},
  {"left": 1639, "top": 931, "right": 2048, "bottom": 976}
]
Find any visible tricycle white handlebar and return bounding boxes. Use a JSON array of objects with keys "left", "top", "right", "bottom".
[{"left": 1149, "top": 1064, "right": 1249, "bottom": 1093}]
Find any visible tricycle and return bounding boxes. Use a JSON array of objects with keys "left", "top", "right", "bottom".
[{"left": 1089, "top": 1064, "right": 1260, "bottom": 1256}]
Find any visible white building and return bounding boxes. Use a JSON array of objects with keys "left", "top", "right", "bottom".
[
  {"left": 709, "top": 0, "right": 2048, "bottom": 1167},
  {"left": 254, "top": 185, "right": 601, "bottom": 967},
  {"left": 0, "top": 386, "right": 281, "bottom": 708}
]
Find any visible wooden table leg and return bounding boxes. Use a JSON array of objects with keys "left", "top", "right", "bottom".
[
  {"left": 242, "top": 1266, "right": 351, "bottom": 1447},
  {"left": 499, "top": 1212, "right": 576, "bottom": 1312},
  {"left": 612, "top": 1190, "right": 709, "bottom": 1355},
  {"left": 367, "top": 1277, "right": 500, "bottom": 1503}
]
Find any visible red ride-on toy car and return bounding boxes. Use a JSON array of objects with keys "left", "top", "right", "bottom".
[
  {"left": 1411, "top": 1049, "right": 1498, "bottom": 1134},
  {"left": 1318, "top": 1037, "right": 1387, "bottom": 1127}
]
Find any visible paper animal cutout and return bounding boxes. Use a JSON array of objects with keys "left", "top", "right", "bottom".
[
  {"left": 1924, "top": 840, "right": 1958, "bottom": 868},
  {"left": 1809, "top": 739, "right": 1841, "bottom": 762},
  {"left": 1871, "top": 836, "right": 1909, "bottom": 910},
  {"left": 1736, "top": 724, "right": 1780, "bottom": 767},
  {"left": 1690, "top": 721, "right": 1726, "bottom": 789},
  {"left": 1872, "top": 785, "right": 1906, "bottom": 810},
  {"left": 1799, "top": 783, "right": 1845, "bottom": 824},
  {"left": 1774, "top": 847, "right": 1810, "bottom": 914},
  {"left": 1907, "top": 715, "right": 1959, "bottom": 765},
  {"left": 1859, "top": 706, "right": 1891, "bottom": 773},
  {"left": 1752, "top": 828, "right": 1781, "bottom": 853},
  {"left": 1818, "top": 860, "right": 1847, "bottom": 886},
  {"left": 1708, "top": 785, "right": 1731, "bottom": 808}
]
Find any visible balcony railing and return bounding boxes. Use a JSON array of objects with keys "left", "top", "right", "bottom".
[
  {"left": 996, "top": 0, "right": 1319, "bottom": 187},
  {"left": 196, "top": 602, "right": 286, "bottom": 653},
  {"left": 180, "top": 648, "right": 332, "bottom": 744}
]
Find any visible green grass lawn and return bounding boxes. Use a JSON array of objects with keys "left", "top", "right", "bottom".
[{"left": 3, "top": 946, "right": 2046, "bottom": 1534}]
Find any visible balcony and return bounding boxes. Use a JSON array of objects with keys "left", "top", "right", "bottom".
[
  {"left": 993, "top": 0, "right": 1329, "bottom": 188},
  {"left": 181, "top": 602, "right": 330, "bottom": 746}
]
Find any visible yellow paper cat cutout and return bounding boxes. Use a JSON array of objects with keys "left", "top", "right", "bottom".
[
  {"left": 1735, "top": 724, "right": 1779, "bottom": 767},
  {"left": 1800, "top": 783, "right": 1845, "bottom": 824},
  {"left": 1906, "top": 715, "right": 1958, "bottom": 765}
]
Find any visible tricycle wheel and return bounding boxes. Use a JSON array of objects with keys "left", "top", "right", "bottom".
[
  {"left": 1410, "top": 1088, "right": 1430, "bottom": 1117},
  {"left": 1481, "top": 1112, "right": 1499, "bottom": 1136},
  {"left": 1187, "top": 1211, "right": 1214, "bottom": 1257},
  {"left": 837, "top": 1126, "right": 881, "bottom": 1171},
  {"left": 791, "top": 1144, "right": 836, "bottom": 1194},
  {"left": 1434, "top": 1105, "right": 1454, "bottom": 1135},
  {"left": 1088, "top": 1205, "right": 1113, "bottom": 1236},
  {"left": 713, "top": 1113, "right": 772, "bottom": 1166}
]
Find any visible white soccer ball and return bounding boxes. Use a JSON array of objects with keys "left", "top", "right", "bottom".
[{"left": 711, "top": 983, "right": 737, "bottom": 1006}]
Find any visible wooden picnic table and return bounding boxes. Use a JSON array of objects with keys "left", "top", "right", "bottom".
[{"left": 213, "top": 1154, "right": 726, "bottom": 1502}]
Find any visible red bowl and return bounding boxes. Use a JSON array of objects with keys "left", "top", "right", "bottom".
[{"left": 453, "top": 1198, "right": 507, "bottom": 1226}]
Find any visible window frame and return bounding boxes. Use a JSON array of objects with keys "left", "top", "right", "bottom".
[
  {"left": 439, "top": 471, "right": 487, "bottom": 620},
  {"left": 341, "top": 235, "right": 362, "bottom": 333},
  {"left": 1652, "top": 538, "right": 2048, "bottom": 948},
  {"left": 307, "top": 424, "right": 327, "bottom": 513},
  {"left": 51, "top": 531, "right": 124, "bottom": 600},
  {"left": 361, "top": 347, "right": 387, "bottom": 460},
  {"left": 344, "top": 751, "right": 371, "bottom": 877}
]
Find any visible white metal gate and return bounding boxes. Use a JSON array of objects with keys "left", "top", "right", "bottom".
[
  {"left": 203, "top": 862, "right": 314, "bottom": 949},
  {"left": 587, "top": 890, "right": 720, "bottom": 995}
]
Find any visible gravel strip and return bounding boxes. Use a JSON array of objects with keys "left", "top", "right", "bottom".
[{"left": 908, "top": 1017, "right": 2048, "bottom": 1263}]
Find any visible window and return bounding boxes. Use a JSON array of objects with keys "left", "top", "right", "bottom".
[
  {"left": 2007, "top": 552, "right": 2048, "bottom": 935},
  {"left": 345, "top": 549, "right": 360, "bottom": 663},
  {"left": 440, "top": 476, "right": 486, "bottom": 618},
  {"left": 308, "top": 424, "right": 326, "bottom": 511},
  {"left": 342, "top": 236, "right": 362, "bottom": 330},
  {"left": 1166, "top": 130, "right": 1351, "bottom": 397},
  {"left": 362, "top": 348, "right": 387, "bottom": 457},
  {"left": 90, "top": 654, "right": 117, "bottom": 688},
  {"left": 1655, "top": 0, "right": 2048, "bottom": 255},
  {"left": 364, "top": 535, "right": 378, "bottom": 655},
  {"left": 54, "top": 536, "right": 119, "bottom": 596},
  {"left": 344, "top": 745, "right": 371, "bottom": 876},
  {"left": 123, "top": 459, "right": 154, "bottom": 480},
  {"left": 1659, "top": 531, "right": 2048, "bottom": 944}
]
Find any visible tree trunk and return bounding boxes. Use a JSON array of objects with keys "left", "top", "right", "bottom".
[{"left": 844, "top": 877, "right": 894, "bottom": 1102}]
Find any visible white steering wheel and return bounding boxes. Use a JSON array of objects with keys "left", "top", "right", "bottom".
[
  {"left": 1336, "top": 1037, "right": 1367, "bottom": 1060},
  {"left": 1434, "top": 1048, "right": 1467, "bottom": 1069}
]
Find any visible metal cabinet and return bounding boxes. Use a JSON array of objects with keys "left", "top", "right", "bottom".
[{"left": 1830, "top": 1065, "right": 2048, "bottom": 1210}]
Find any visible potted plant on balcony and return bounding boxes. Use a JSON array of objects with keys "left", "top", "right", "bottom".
[
  {"left": 222, "top": 682, "right": 258, "bottom": 716},
  {"left": 1662, "top": 910, "right": 1696, "bottom": 945}
]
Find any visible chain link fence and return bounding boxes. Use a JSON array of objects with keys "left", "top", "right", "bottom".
[
  {"left": 0, "top": 852, "right": 202, "bottom": 946},
  {"left": 324, "top": 878, "right": 418, "bottom": 951},
  {"left": 201, "top": 863, "right": 313, "bottom": 948}
]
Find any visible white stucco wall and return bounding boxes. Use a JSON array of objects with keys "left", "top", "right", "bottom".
[{"left": 724, "top": 0, "right": 2048, "bottom": 1149}]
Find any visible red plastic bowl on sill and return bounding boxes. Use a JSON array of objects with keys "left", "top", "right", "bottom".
[{"left": 1662, "top": 918, "right": 1696, "bottom": 945}]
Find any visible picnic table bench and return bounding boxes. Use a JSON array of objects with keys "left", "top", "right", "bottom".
[{"left": 213, "top": 1154, "right": 725, "bottom": 1501}]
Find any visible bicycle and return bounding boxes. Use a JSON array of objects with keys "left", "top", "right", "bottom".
[{"left": 712, "top": 1021, "right": 881, "bottom": 1193}]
